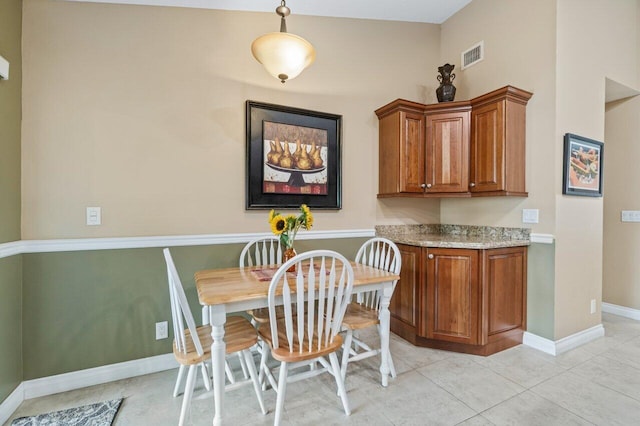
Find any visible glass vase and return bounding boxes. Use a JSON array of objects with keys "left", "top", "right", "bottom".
[{"left": 283, "top": 247, "right": 297, "bottom": 272}]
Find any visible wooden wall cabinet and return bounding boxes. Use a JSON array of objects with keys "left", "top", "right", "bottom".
[
  {"left": 376, "top": 100, "right": 426, "bottom": 195},
  {"left": 375, "top": 85, "right": 532, "bottom": 198},
  {"left": 469, "top": 86, "right": 533, "bottom": 196},
  {"left": 375, "top": 100, "right": 471, "bottom": 197},
  {"left": 424, "top": 105, "right": 470, "bottom": 194},
  {"left": 391, "top": 244, "right": 527, "bottom": 356}
]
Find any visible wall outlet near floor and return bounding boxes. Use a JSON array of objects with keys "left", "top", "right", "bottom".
[
  {"left": 590, "top": 299, "right": 597, "bottom": 314},
  {"left": 155, "top": 321, "right": 168, "bottom": 340},
  {"left": 522, "top": 209, "right": 539, "bottom": 224}
]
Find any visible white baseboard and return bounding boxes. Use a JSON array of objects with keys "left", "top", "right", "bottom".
[
  {"left": 523, "top": 324, "right": 605, "bottom": 356},
  {"left": 0, "top": 382, "right": 24, "bottom": 426},
  {"left": 24, "top": 353, "right": 177, "bottom": 400},
  {"left": 523, "top": 332, "right": 557, "bottom": 355},
  {"left": 0, "top": 353, "right": 177, "bottom": 423},
  {"left": 602, "top": 302, "right": 640, "bottom": 320}
]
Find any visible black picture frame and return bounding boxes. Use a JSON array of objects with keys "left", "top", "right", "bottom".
[
  {"left": 562, "top": 133, "right": 604, "bottom": 197},
  {"left": 246, "top": 100, "right": 342, "bottom": 209}
]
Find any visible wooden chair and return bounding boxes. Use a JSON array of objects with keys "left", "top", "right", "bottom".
[
  {"left": 239, "top": 236, "right": 284, "bottom": 325},
  {"left": 340, "top": 237, "right": 402, "bottom": 385},
  {"left": 163, "top": 248, "right": 266, "bottom": 426},
  {"left": 258, "top": 250, "right": 354, "bottom": 426}
]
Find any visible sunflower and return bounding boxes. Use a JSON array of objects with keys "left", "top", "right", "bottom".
[
  {"left": 267, "top": 205, "right": 313, "bottom": 249},
  {"left": 300, "top": 204, "right": 313, "bottom": 230},
  {"left": 270, "top": 214, "right": 286, "bottom": 235}
]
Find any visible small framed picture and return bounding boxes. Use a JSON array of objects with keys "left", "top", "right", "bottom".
[
  {"left": 246, "top": 100, "right": 342, "bottom": 209},
  {"left": 562, "top": 133, "right": 604, "bottom": 197}
]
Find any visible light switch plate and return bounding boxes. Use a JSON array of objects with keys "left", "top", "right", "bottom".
[
  {"left": 522, "top": 209, "right": 539, "bottom": 224},
  {"left": 86, "top": 207, "right": 101, "bottom": 226},
  {"left": 621, "top": 210, "right": 640, "bottom": 222}
]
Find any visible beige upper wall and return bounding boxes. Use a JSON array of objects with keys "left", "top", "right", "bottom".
[
  {"left": 554, "top": 0, "right": 639, "bottom": 338},
  {"left": 21, "top": 0, "right": 441, "bottom": 239},
  {"left": 438, "top": 0, "right": 558, "bottom": 234}
]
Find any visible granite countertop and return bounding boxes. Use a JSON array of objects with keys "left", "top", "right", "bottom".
[{"left": 375, "top": 224, "right": 530, "bottom": 249}]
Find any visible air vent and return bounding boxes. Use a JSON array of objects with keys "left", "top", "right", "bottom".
[{"left": 461, "top": 41, "right": 484, "bottom": 70}]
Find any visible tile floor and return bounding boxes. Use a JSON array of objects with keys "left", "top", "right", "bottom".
[{"left": 6, "top": 312, "right": 640, "bottom": 425}]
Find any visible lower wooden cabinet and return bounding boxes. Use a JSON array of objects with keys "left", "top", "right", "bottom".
[
  {"left": 389, "top": 244, "right": 421, "bottom": 344},
  {"left": 421, "top": 248, "right": 480, "bottom": 345},
  {"left": 390, "top": 244, "right": 527, "bottom": 355}
]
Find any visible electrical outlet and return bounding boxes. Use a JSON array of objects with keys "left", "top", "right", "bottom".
[
  {"left": 590, "top": 299, "right": 597, "bottom": 314},
  {"left": 155, "top": 321, "right": 168, "bottom": 340}
]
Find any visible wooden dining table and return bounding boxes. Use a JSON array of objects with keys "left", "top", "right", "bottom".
[{"left": 195, "top": 261, "right": 400, "bottom": 426}]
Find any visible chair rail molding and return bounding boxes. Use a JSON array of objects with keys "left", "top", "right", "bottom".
[
  {"left": 0, "top": 240, "right": 23, "bottom": 259},
  {"left": 0, "top": 230, "right": 553, "bottom": 259},
  {"left": 530, "top": 233, "right": 554, "bottom": 244},
  {"left": 0, "top": 229, "right": 375, "bottom": 258}
]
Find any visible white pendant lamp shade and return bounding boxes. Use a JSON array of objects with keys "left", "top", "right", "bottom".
[
  {"left": 251, "top": 0, "right": 316, "bottom": 83},
  {"left": 251, "top": 32, "right": 316, "bottom": 83}
]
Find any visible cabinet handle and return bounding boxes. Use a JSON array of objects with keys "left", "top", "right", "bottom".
[
  {"left": 420, "top": 183, "right": 427, "bottom": 189},
  {"left": 426, "top": 183, "right": 432, "bottom": 188},
  {"left": 469, "top": 182, "right": 476, "bottom": 187},
  {"left": 428, "top": 254, "right": 434, "bottom": 259}
]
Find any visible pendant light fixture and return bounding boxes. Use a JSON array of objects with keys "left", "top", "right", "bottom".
[{"left": 251, "top": 0, "right": 316, "bottom": 83}]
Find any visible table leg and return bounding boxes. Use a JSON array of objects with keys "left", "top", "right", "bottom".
[
  {"left": 210, "top": 305, "right": 226, "bottom": 426},
  {"left": 378, "top": 283, "right": 392, "bottom": 387}
]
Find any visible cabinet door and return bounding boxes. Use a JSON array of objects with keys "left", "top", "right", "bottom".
[
  {"left": 425, "top": 111, "right": 470, "bottom": 193},
  {"left": 482, "top": 247, "right": 527, "bottom": 344},
  {"left": 470, "top": 100, "right": 505, "bottom": 193},
  {"left": 421, "top": 248, "right": 479, "bottom": 344},
  {"left": 398, "top": 111, "right": 426, "bottom": 193},
  {"left": 390, "top": 244, "right": 421, "bottom": 334}
]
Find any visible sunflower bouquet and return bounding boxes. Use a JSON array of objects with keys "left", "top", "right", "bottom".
[{"left": 268, "top": 204, "right": 313, "bottom": 251}]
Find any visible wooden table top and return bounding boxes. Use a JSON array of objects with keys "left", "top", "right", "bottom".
[{"left": 195, "top": 261, "right": 400, "bottom": 306}]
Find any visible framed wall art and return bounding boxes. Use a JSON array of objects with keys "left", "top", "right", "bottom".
[
  {"left": 562, "top": 133, "right": 604, "bottom": 197},
  {"left": 246, "top": 100, "right": 342, "bottom": 209}
]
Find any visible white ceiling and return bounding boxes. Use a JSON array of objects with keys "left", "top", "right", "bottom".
[{"left": 66, "top": 0, "right": 473, "bottom": 24}]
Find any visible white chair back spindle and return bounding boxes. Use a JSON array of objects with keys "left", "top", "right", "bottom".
[{"left": 240, "top": 237, "right": 283, "bottom": 267}]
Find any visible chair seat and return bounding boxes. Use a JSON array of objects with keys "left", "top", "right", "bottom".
[
  {"left": 258, "top": 319, "right": 343, "bottom": 363},
  {"left": 173, "top": 316, "right": 258, "bottom": 365},
  {"left": 247, "top": 306, "right": 286, "bottom": 324},
  {"left": 341, "top": 303, "right": 379, "bottom": 331}
]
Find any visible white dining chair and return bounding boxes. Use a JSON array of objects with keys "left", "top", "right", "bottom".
[
  {"left": 163, "top": 248, "right": 266, "bottom": 426},
  {"left": 340, "top": 237, "right": 402, "bottom": 385},
  {"left": 240, "top": 237, "right": 285, "bottom": 326},
  {"left": 257, "top": 250, "right": 354, "bottom": 426}
]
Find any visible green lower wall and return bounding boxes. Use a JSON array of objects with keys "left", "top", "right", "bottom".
[
  {"left": 0, "top": 255, "right": 23, "bottom": 402},
  {"left": 22, "top": 238, "right": 368, "bottom": 379},
  {"left": 18, "top": 237, "right": 555, "bottom": 381},
  {"left": 526, "top": 242, "right": 555, "bottom": 340}
]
